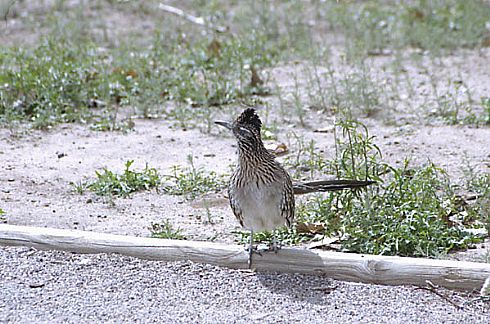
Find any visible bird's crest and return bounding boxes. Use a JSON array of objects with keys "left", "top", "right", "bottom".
[{"left": 235, "top": 108, "right": 262, "bottom": 133}]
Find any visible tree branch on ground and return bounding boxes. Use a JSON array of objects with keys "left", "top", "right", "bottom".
[{"left": 158, "top": 3, "right": 228, "bottom": 33}]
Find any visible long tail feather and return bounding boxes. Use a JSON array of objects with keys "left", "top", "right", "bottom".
[{"left": 292, "top": 179, "right": 375, "bottom": 195}]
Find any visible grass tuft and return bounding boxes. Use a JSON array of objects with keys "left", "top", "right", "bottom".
[
  {"left": 81, "top": 160, "right": 160, "bottom": 198},
  {"left": 0, "top": 208, "right": 6, "bottom": 223},
  {"left": 307, "top": 161, "right": 479, "bottom": 257},
  {"left": 326, "top": 0, "right": 490, "bottom": 56},
  {"left": 162, "top": 156, "right": 226, "bottom": 200},
  {"left": 150, "top": 220, "right": 186, "bottom": 240},
  {"left": 0, "top": 37, "right": 139, "bottom": 129},
  {"left": 249, "top": 120, "right": 485, "bottom": 257}
]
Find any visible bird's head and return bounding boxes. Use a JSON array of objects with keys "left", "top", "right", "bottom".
[{"left": 215, "top": 108, "right": 263, "bottom": 148}]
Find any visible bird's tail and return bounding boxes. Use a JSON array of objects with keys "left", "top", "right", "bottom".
[{"left": 292, "top": 179, "right": 375, "bottom": 195}]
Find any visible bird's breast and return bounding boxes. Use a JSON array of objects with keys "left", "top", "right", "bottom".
[{"left": 230, "top": 178, "right": 286, "bottom": 232}]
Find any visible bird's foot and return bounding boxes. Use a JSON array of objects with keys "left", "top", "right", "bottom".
[
  {"left": 245, "top": 245, "right": 263, "bottom": 255},
  {"left": 268, "top": 233, "right": 282, "bottom": 253},
  {"left": 246, "top": 245, "right": 262, "bottom": 268},
  {"left": 268, "top": 242, "right": 281, "bottom": 253}
]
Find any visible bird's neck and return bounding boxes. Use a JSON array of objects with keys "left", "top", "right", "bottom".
[{"left": 236, "top": 137, "right": 274, "bottom": 167}]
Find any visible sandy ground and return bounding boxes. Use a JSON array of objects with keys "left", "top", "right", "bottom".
[
  {"left": 1, "top": 1, "right": 490, "bottom": 322},
  {"left": 0, "top": 114, "right": 490, "bottom": 241},
  {"left": 1, "top": 112, "right": 489, "bottom": 323},
  {"left": 1, "top": 247, "right": 489, "bottom": 324},
  {"left": 1, "top": 115, "right": 489, "bottom": 246}
]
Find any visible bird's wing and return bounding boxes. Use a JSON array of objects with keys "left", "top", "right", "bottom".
[
  {"left": 228, "top": 183, "right": 244, "bottom": 227},
  {"left": 280, "top": 174, "right": 295, "bottom": 228}
]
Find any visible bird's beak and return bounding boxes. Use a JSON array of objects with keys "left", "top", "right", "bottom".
[{"left": 214, "top": 120, "right": 233, "bottom": 130}]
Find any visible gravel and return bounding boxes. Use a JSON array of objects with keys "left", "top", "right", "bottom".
[{"left": 1, "top": 247, "right": 488, "bottom": 323}]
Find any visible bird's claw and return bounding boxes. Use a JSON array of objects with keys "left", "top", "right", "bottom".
[
  {"left": 268, "top": 237, "right": 281, "bottom": 253},
  {"left": 246, "top": 245, "right": 262, "bottom": 268}
]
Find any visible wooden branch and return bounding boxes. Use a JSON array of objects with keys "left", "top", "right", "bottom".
[
  {"left": 158, "top": 3, "right": 228, "bottom": 33},
  {"left": 1, "top": 224, "right": 489, "bottom": 292}
]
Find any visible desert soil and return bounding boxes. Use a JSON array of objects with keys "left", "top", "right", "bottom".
[
  {"left": 1, "top": 83, "right": 489, "bottom": 323},
  {"left": 1, "top": 247, "right": 489, "bottom": 324},
  {"left": 1, "top": 1, "right": 490, "bottom": 323},
  {"left": 1, "top": 113, "right": 489, "bottom": 247}
]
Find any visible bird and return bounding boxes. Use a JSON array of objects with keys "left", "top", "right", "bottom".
[{"left": 215, "top": 108, "right": 374, "bottom": 267}]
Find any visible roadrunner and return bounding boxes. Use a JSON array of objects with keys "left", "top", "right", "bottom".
[{"left": 215, "top": 108, "right": 374, "bottom": 267}]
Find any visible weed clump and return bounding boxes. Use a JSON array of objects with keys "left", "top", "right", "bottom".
[
  {"left": 72, "top": 157, "right": 225, "bottom": 201},
  {"left": 326, "top": 0, "right": 490, "bottom": 56},
  {"left": 0, "top": 208, "right": 6, "bottom": 223},
  {"left": 247, "top": 120, "right": 485, "bottom": 257},
  {"left": 301, "top": 161, "right": 478, "bottom": 257},
  {"left": 0, "top": 38, "right": 138, "bottom": 128},
  {"left": 150, "top": 220, "right": 186, "bottom": 240},
  {"left": 162, "top": 156, "right": 226, "bottom": 200},
  {"left": 81, "top": 160, "right": 161, "bottom": 198}
]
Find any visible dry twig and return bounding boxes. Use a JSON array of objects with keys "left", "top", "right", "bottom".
[
  {"left": 415, "top": 281, "right": 464, "bottom": 309},
  {"left": 158, "top": 3, "right": 228, "bottom": 33},
  {"left": 2, "top": 0, "right": 17, "bottom": 24}
]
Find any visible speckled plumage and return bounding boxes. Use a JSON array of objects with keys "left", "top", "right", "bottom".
[
  {"left": 216, "top": 108, "right": 375, "bottom": 267},
  {"left": 227, "top": 108, "right": 294, "bottom": 232}
]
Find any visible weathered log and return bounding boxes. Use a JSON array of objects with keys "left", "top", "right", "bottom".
[{"left": 1, "top": 224, "right": 489, "bottom": 292}]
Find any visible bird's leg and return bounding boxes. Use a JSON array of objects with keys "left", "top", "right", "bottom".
[
  {"left": 248, "top": 229, "right": 254, "bottom": 268},
  {"left": 245, "top": 229, "right": 262, "bottom": 268},
  {"left": 270, "top": 229, "right": 281, "bottom": 253},
  {"left": 273, "top": 230, "right": 278, "bottom": 253}
]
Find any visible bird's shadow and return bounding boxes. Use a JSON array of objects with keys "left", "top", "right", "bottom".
[
  {"left": 250, "top": 248, "right": 339, "bottom": 305},
  {"left": 255, "top": 271, "right": 337, "bottom": 305}
]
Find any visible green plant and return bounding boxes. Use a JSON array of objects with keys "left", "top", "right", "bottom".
[
  {"left": 284, "top": 134, "right": 327, "bottom": 180},
  {"left": 331, "top": 119, "right": 386, "bottom": 181},
  {"left": 325, "top": 0, "right": 490, "bottom": 56},
  {"left": 301, "top": 121, "right": 483, "bottom": 257},
  {"left": 234, "top": 226, "right": 311, "bottom": 247},
  {"left": 150, "top": 220, "right": 185, "bottom": 240},
  {"left": 162, "top": 155, "right": 226, "bottom": 200},
  {"left": 300, "top": 61, "right": 385, "bottom": 120},
  {"left": 285, "top": 119, "right": 385, "bottom": 181},
  {"left": 345, "top": 162, "right": 480, "bottom": 256},
  {"left": 70, "top": 180, "right": 88, "bottom": 195},
  {"left": 86, "top": 160, "right": 161, "bottom": 197},
  {"left": 347, "top": 158, "right": 479, "bottom": 254},
  {"left": 462, "top": 164, "right": 490, "bottom": 233},
  {"left": 0, "top": 36, "right": 140, "bottom": 129},
  {"left": 299, "top": 160, "right": 482, "bottom": 257},
  {"left": 0, "top": 208, "right": 6, "bottom": 223},
  {"left": 330, "top": 65, "right": 382, "bottom": 118},
  {"left": 271, "top": 121, "right": 484, "bottom": 257}
]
